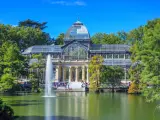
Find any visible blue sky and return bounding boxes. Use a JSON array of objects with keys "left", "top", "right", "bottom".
[{"left": 0, "top": 0, "right": 160, "bottom": 38}]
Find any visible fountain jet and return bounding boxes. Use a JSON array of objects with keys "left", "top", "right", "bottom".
[{"left": 44, "top": 54, "right": 54, "bottom": 97}]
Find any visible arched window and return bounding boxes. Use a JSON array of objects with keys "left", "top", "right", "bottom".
[{"left": 63, "top": 43, "right": 88, "bottom": 60}]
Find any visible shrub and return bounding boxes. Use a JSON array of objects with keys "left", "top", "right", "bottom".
[
  {"left": 128, "top": 82, "right": 140, "bottom": 94},
  {"left": 0, "top": 98, "right": 14, "bottom": 120}
]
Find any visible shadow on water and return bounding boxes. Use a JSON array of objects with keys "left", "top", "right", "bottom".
[
  {"left": 14, "top": 116, "right": 84, "bottom": 120},
  {"left": 7, "top": 100, "right": 43, "bottom": 107}
]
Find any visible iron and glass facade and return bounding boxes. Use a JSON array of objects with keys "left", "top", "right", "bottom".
[{"left": 23, "top": 21, "right": 131, "bottom": 83}]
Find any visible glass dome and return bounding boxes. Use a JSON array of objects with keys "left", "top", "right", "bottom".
[{"left": 64, "top": 21, "right": 90, "bottom": 41}]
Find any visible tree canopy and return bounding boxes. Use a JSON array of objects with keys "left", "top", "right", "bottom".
[
  {"left": 129, "top": 18, "right": 160, "bottom": 101},
  {"left": 91, "top": 32, "right": 127, "bottom": 44},
  {"left": 18, "top": 19, "right": 47, "bottom": 30},
  {"left": 0, "top": 41, "right": 28, "bottom": 92},
  {"left": 88, "top": 55, "right": 104, "bottom": 91},
  {"left": 101, "top": 66, "right": 124, "bottom": 92},
  {"left": 55, "top": 33, "right": 64, "bottom": 45}
]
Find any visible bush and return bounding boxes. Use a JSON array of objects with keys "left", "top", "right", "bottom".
[
  {"left": 0, "top": 98, "right": 14, "bottom": 120},
  {"left": 128, "top": 82, "right": 140, "bottom": 94}
]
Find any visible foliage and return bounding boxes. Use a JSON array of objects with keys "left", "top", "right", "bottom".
[
  {"left": 29, "top": 54, "right": 45, "bottom": 92},
  {"left": 91, "top": 32, "right": 127, "bottom": 44},
  {"left": 88, "top": 55, "right": 104, "bottom": 91},
  {"left": 0, "top": 41, "right": 28, "bottom": 76},
  {"left": 0, "top": 98, "right": 14, "bottom": 120},
  {"left": 101, "top": 66, "right": 124, "bottom": 92},
  {"left": 0, "top": 74, "right": 16, "bottom": 92},
  {"left": 128, "top": 82, "right": 140, "bottom": 94},
  {"left": 18, "top": 19, "right": 54, "bottom": 45},
  {"left": 129, "top": 18, "right": 160, "bottom": 101},
  {"left": 18, "top": 19, "right": 47, "bottom": 30},
  {"left": 0, "top": 24, "right": 50, "bottom": 50},
  {"left": 55, "top": 33, "right": 64, "bottom": 45},
  {"left": 0, "top": 19, "right": 53, "bottom": 93},
  {"left": 0, "top": 41, "right": 28, "bottom": 92}
]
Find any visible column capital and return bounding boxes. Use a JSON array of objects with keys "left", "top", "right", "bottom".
[
  {"left": 69, "top": 66, "right": 72, "bottom": 69},
  {"left": 75, "top": 66, "right": 79, "bottom": 69},
  {"left": 82, "top": 66, "right": 85, "bottom": 69},
  {"left": 56, "top": 65, "right": 60, "bottom": 69}
]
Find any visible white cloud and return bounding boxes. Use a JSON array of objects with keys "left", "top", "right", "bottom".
[
  {"left": 51, "top": 0, "right": 86, "bottom": 6},
  {"left": 12, "top": 25, "right": 18, "bottom": 27}
]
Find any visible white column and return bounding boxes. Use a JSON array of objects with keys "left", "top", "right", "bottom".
[
  {"left": 87, "top": 66, "right": 89, "bottom": 83},
  {"left": 55, "top": 66, "right": 59, "bottom": 82},
  {"left": 124, "top": 67, "right": 127, "bottom": 84},
  {"left": 82, "top": 66, "right": 85, "bottom": 82},
  {"left": 69, "top": 66, "right": 72, "bottom": 82},
  {"left": 59, "top": 66, "right": 62, "bottom": 81},
  {"left": 75, "top": 66, "right": 79, "bottom": 82},
  {"left": 63, "top": 67, "right": 66, "bottom": 82}
]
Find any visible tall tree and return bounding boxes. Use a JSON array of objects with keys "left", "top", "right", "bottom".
[
  {"left": 18, "top": 19, "right": 54, "bottom": 46},
  {"left": 88, "top": 55, "right": 104, "bottom": 91},
  {"left": 18, "top": 19, "right": 47, "bottom": 30},
  {"left": 0, "top": 24, "right": 50, "bottom": 50},
  {"left": 29, "top": 54, "right": 45, "bottom": 92},
  {"left": 91, "top": 33, "right": 125, "bottom": 44},
  {"left": 129, "top": 18, "right": 160, "bottom": 101},
  {"left": 0, "top": 41, "right": 28, "bottom": 92},
  {"left": 55, "top": 33, "right": 64, "bottom": 45},
  {"left": 101, "top": 66, "right": 124, "bottom": 92}
]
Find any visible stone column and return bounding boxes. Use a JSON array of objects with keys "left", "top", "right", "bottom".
[
  {"left": 59, "top": 66, "right": 62, "bottom": 81},
  {"left": 63, "top": 67, "right": 66, "bottom": 82},
  {"left": 124, "top": 67, "right": 127, "bottom": 84},
  {"left": 69, "top": 66, "right": 72, "bottom": 82},
  {"left": 75, "top": 66, "right": 79, "bottom": 82},
  {"left": 82, "top": 66, "right": 85, "bottom": 82},
  {"left": 87, "top": 66, "right": 89, "bottom": 83},
  {"left": 55, "top": 66, "right": 59, "bottom": 82}
]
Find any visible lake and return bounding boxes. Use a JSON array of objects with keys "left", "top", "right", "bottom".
[{"left": 1, "top": 92, "right": 160, "bottom": 120}]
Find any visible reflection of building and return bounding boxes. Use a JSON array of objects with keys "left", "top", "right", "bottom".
[{"left": 23, "top": 21, "right": 131, "bottom": 86}]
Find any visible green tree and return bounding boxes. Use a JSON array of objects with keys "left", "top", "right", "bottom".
[
  {"left": 129, "top": 18, "right": 160, "bottom": 101},
  {"left": 101, "top": 66, "right": 124, "bottom": 92},
  {"left": 91, "top": 32, "right": 125, "bottom": 44},
  {"left": 55, "top": 33, "right": 64, "bottom": 45},
  {"left": 0, "top": 41, "right": 27, "bottom": 92},
  {"left": 18, "top": 19, "right": 54, "bottom": 45},
  {"left": 29, "top": 54, "right": 45, "bottom": 92},
  {"left": 117, "top": 31, "right": 128, "bottom": 43},
  {"left": 88, "top": 55, "right": 104, "bottom": 91},
  {"left": 18, "top": 19, "right": 47, "bottom": 30},
  {"left": 0, "top": 98, "right": 14, "bottom": 120},
  {"left": 0, "top": 24, "right": 51, "bottom": 50},
  {"left": 0, "top": 74, "right": 16, "bottom": 92}
]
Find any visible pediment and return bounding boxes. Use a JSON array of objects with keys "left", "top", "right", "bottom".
[{"left": 62, "top": 40, "right": 88, "bottom": 51}]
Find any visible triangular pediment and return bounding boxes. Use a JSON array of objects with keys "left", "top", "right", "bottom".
[{"left": 62, "top": 40, "right": 88, "bottom": 51}]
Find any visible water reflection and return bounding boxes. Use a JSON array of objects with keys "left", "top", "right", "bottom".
[
  {"left": 45, "top": 97, "right": 54, "bottom": 120},
  {"left": 53, "top": 92, "right": 88, "bottom": 119},
  {"left": 1, "top": 93, "right": 160, "bottom": 120}
]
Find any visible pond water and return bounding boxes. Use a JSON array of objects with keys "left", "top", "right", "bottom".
[{"left": 1, "top": 92, "right": 160, "bottom": 120}]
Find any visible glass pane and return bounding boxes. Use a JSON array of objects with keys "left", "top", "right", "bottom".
[
  {"left": 106, "top": 54, "right": 112, "bottom": 59},
  {"left": 113, "top": 54, "right": 119, "bottom": 59},
  {"left": 63, "top": 43, "right": 87, "bottom": 60},
  {"left": 119, "top": 54, "right": 124, "bottom": 59},
  {"left": 125, "top": 54, "right": 130, "bottom": 59}
]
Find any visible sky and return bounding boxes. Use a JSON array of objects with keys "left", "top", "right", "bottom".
[{"left": 0, "top": 0, "right": 160, "bottom": 38}]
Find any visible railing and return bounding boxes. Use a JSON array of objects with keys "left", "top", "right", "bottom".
[{"left": 103, "top": 59, "right": 131, "bottom": 66}]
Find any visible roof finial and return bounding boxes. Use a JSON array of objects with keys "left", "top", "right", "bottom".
[{"left": 77, "top": 16, "right": 80, "bottom": 21}]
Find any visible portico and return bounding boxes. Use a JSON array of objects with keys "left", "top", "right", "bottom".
[{"left": 55, "top": 65, "right": 89, "bottom": 83}]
